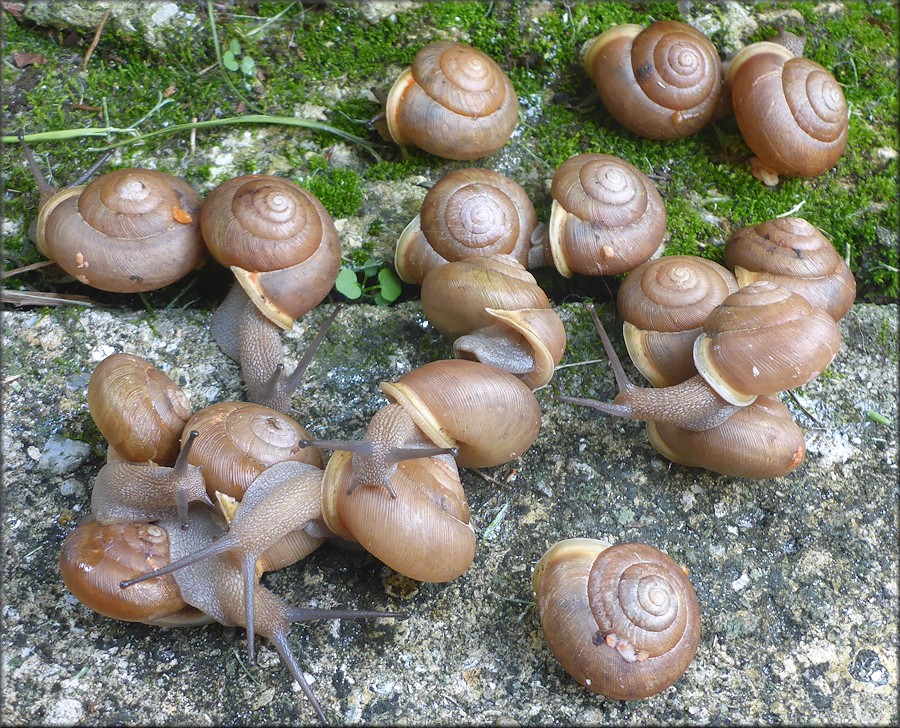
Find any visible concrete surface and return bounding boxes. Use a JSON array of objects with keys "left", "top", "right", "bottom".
[{"left": 1, "top": 300, "right": 897, "bottom": 725}]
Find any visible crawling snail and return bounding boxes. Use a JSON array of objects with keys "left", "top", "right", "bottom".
[
  {"left": 21, "top": 140, "right": 206, "bottom": 292},
  {"left": 395, "top": 168, "right": 539, "bottom": 284},
  {"left": 300, "top": 358, "right": 543, "bottom": 581},
  {"left": 582, "top": 20, "right": 724, "bottom": 140},
  {"left": 725, "top": 31, "right": 849, "bottom": 185},
  {"left": 558, "top": 285, "right": 841, "bottom": 477},
  {"left": 201, "top": 174, "right": 342, "bottom": 412},
  {"left": 378, "top": 41, "right": 519, "bottom": 160},
  {"left": 533, "top": 539, "right": 700, "bottom": 700},
  {"left": 531, "top": 153, "right": 666, "bottom": 277}
]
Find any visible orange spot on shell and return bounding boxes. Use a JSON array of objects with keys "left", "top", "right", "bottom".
[{"left": 172, "top": 205, "right": 193, "bottom": 224}]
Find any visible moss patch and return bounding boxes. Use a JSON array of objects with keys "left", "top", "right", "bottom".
[{"left": 2, "top": 1, "right": 897, "bottom": 305}]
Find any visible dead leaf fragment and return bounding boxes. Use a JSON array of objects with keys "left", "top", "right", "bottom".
[{"left": 11, "top": 52, "right": 47, "bottom": 68}]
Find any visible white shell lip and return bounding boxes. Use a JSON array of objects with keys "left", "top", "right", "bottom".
[
  {"left": 725, "top": 41, "right": 794, "bottom": 86},
  {"left": 693, "top": 334, "right": 758, "bottom": 407},
  {"left": 394, "top": 213, "right": 426, "bottom": 284},
  {"left": 532, "top": 537, "right": 614, "bottom": 594},
  {"left": 547, "top": 199, "right": 573, "bottom": 278},
  {"left": 384, "top": 67, "right": 415, "bottom": 146}
]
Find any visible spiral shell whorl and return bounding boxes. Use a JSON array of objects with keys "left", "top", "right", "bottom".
[
  {"left": 694, "top": 281, "right": 842, "bottom": 404},
  {"left": 59, "top": 520, "right": 186, "bottom": 623},
  {"left": 384, "top": 41, "right": 518, "bottom": 160},
  {"left": 87, "top": 353, "right": 192, "bottom": 466},
  {"left": 201, "top": 175, "right": 341, "bottom": 328},
  {"left": 727, "top": 43, "right": 848, "bottom": 178},
  {"left": 37, "top": 170, "right": 205, "bottom": 292},
  {"left": 724, "top": 217, "right": 856, "bottom": 320}
]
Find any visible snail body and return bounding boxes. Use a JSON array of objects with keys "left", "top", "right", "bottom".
[
  {"left": 91, "top": 430, "right": 212, "bottom": 529},
  {"left": 618, "top": 256, "right": 738, "bottom": 387},
  {"left": 725, "top": 40, "right": 848, "bottom": 184},
  {"left": 87, "top": 352, "right": 193, "bottom": 466},
  {"left": 540, "top": 154, "right": 666, "bottom": 277},
  {"left": 582, "top": 20, "right": 724, "bottom": 140},
  {"left": 724, "top": 217, "right": 856, "bottom": 320},
  {"left": 395, "top": 168, "right": 538, "bottom": 284},
  {"left": 533, "top": 539, "right": 700, "bottom": 700},
  {"left": 421, "top": 254, "right": 566, "bottom": 387},
  {"left": 382, "top": 41, "right": 518, "bottom": 160}
]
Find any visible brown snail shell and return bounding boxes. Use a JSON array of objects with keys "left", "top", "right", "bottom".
[
  {"left": 618, "top": 256, "right": 738, "bottom": 387},
  {"left": 59, "top": 519, "right": 187, "bottom": 623},
  {"left": 35, "top": 169, "right": 205, "bottom": 292},
  {"left": 546, "top": 154, "right": 666, "bottom": 277},
  {"left": 395, "top": 168, "right": 538, "bottom": 284},
  {"left": 582, "top": 20, "right": 724, "bottom": 140},
  {"left": 421, "top": 254, "right": 566, "bottom": 388},
  {"left": 647, "top": 393, "right": 805, "bottom": 478},
  {"left": 181, "top": 401, "right": 322, "bottom": 500},
  {"left": 380, "top": 359, "right": 542, "bottom": 468},
  {"left": 694, "top": 280, "right": 842, "bottom": 406},
  {"left": 200, "top": 175, "right": 341, "bottom": 329},
  {"left": 321, "top": 424, "right": 475, "bottom": 583},
  {"left": 724, "top": 217, "right": 856, "bottom": 321},
  {"left": 725, "top": 41, "right": 848, "bottom": 184},
  {"left": 87, "top": 353, "right": 192, "bottom": 466},
  {"left": 383, "top": 41, "right": 519, "bottom": 160},
  {"left": 533, "top": 539, "right": 700, "bottom": 700}
]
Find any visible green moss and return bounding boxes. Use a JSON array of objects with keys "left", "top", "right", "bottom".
[{"left": 301, "top": 156, "right": 364, "bottom": 218}]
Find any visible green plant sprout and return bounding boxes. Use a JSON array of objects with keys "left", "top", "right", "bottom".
[
  {"left": 222, "top": 38, "right": 257, "bottom": 78},
  {"left": 335, "top": 259, "right": 402, "bottom": 306}
]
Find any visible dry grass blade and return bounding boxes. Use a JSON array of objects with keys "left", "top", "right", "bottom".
[
  {"left": 2, "top": 289, "right": 99, "bottom": 307},
  {"left": 2, "top": 261, "right": 55, "bottom": 279}
]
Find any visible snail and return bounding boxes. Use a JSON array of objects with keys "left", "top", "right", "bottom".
[
  {"left": 59, "top": 518, "right": 209, "bottom": 626},
  {"left": 420, "top": 254, "right": 566, "bottom": 388},
  {"left": 21, "top": 140, "right": 205, "bottom": 292},
  {"left": 582, "top": 20, "right": 724, "bottom": 140},
  {"left": 395, "top": 168, "right": 539, "bottom": 284},
  {"left": 557, "top": 287, "right": 840, "bottom": 476},
  {"left": 379, "top": 41, "right": 519, "bottom": 160},
  {"left": 180, "top": 400, "right": 323, "bottom": 500},
  {"left": 87, "top": 352, "right": 193, "bottom": 466},
  {"left": 201, "top": 174, "right": 342, "bottom": 411},
  {"left": 531, "top": 154, "right": 666, "bottom": 277},
  {"left": 298, "top": 359, "right": 543, "bottom": 581},
  {"left": 319, "top": 405, "right": 476, "bottom": 583},
  {"left": 617, "top": 255, "right": 738, "bottom": 387},
  {"left": 647, "top": 393, "right": 806, "bottom": 478},
  {"left": 725, "top": 32, "right": 848, "bottom": 185},
  {"left": 724, "top": 216, "right": 856, "bottom": 321},
  {"left": 532, "top": 539, "right": 700, "bottom": 700}
]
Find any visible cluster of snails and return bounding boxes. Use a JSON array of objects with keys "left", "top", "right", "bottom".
[{"left": 27, "top": 15, "right": 858, "bottom": 716}]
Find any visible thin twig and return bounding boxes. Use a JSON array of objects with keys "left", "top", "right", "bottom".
[
  {"left": 2, "top": 260, "right": 55, "bottom": 279},
  {"left": 787, "top": 390, "right": 824, "bottom": 427},
  {"left": 80, "top": 8, "right": 111, "bottom": 73}
]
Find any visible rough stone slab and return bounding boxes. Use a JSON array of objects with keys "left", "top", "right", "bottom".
[{"left": 1, "top": 301, "right": 897, "bottom": 725}]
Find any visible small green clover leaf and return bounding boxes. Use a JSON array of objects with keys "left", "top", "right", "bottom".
[
  {"left": 222, "top": 38, "right": 257, "bottom": 77},
  {"left": 335, "top": 260, "right": 403, "bottom": 305}
]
